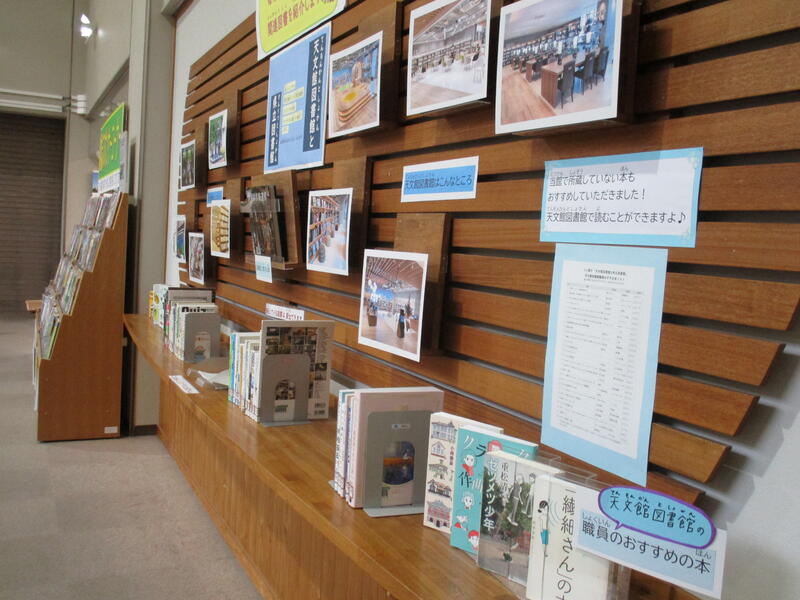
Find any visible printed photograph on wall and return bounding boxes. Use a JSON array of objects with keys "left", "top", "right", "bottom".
[
  {"left": 328, "top": 32, "right": 382, "bottom": 138},
  {"left": 306, "top": 188, "right": 353, "bottom": 275},
  {"left": 495, "top": 0, "right": 622, "bottom": 133},
  {"left": 188, "top": 232, "right": 205, "bottom": 284},
  {"left": 407, "top": 0, "right": 492, "bottom": 116},
  {"left": 208, "top": 109, "right": 228, "bottom": 169},
  {"left": 175, "top": 215, "right": 186, "bottom": 263},
  {"left": 179, "top": 140, "right": 196, "bottom": 191},
  {"left": 358, "top": 249, "right": 428, "bottom": 362},
  {"left": 209, "top": 198, "right": 231, "bottom": 258}
]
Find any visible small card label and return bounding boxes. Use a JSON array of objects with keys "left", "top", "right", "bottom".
[
  {"left": 169, "top": 374, "right": 199, "bottom": 394},
  {"left": 104, "top": 426, "right": 119, "bottom": 434}
]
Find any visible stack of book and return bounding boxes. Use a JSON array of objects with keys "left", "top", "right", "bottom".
[
  {"left": 228, "top": 317, "right": 335, "bottom": 424},
  {"left": 148, "top": 285, "right": 219, "bottom": 363}
]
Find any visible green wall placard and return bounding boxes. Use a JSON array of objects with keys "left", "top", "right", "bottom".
[{"left": 98, "top": 103, "right": 126, "bottom": 193}]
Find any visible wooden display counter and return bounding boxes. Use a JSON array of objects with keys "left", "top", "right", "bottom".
[{"left": 123, "top": 313, "right": 516, "bottom": 600}]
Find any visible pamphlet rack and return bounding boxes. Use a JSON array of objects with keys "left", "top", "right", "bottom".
[{"left": 36, "top": 195, "right": 128, "bottom": 442}]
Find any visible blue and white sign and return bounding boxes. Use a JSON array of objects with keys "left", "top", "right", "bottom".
[
  {"left": 401, "top": 156, "right": 479, "bottom": 202},
  {"left": 255, "top": 255, "right": 273, "bottom": 283},
  {"left": 207, "top": 186, "right": 224, "bottom": 202},
  {"left": 541, "top": 148, "right": 703, "bottom": 247},
  {"left": 576, "top": 487, "right": 726, "bottom": 599},
  {"left": 542, "top": 244, "right": 667, "bottom": 485},
  {"left": 264, "top": 23, "right": 330, "bottom": 174}
]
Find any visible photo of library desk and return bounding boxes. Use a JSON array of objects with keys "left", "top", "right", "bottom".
[{"left": 123, "top": 313, "right": 515, "bottom": 599}]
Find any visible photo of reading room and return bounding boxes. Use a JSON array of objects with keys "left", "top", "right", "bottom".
[
  {"left": 498, "top": 0, "right": 617, "bottom": 131},
  {"left": 360, "top": 254, "right": 425, "bottom": 359},
  {"left": 408, "top": 0, "right": 490, "bottom": 115}
]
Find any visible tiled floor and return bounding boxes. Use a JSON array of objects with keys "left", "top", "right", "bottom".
[{"left": 0, "top": 313, "right": 261, "bottom": 600}]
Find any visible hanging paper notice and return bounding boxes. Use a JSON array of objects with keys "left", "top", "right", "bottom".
[
  {"left": 541, "top": 148, "right": 703, "bottom": 247},
  {"left": 401, "top": 156, "right": 479, "bottom": 202},
  {"left": 263, "top": 24, "right": 330, "bottom": 174},
  {"left": 265, "top": 303, "right": 304, "bottom": 320},
  {"left": 542, "top": 244, "right": 667, "bottom": 485},
  {"left": 257, "top": 0, "right": 344, "bottom": 60},
  {"left": 98, "top": 103, "right": 126, "bottom": 193},
  {"left": 576, "top": 486, "right": 726, "bottom": 599},
  {"left": 255, "top": 254, "right": 273, "bottom": 283}
]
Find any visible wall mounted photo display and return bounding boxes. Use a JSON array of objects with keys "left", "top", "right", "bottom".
[
  {"left": 263, "top": 23, "right": 331, "bottom": 174},
  {"left": 207, "top": 109, "right": 228, "bottom": 169},
  {"left": 175, "top": 215, "right": 187, "bottom": 263},
  {"left": 188, "top": 232, "right": 205, "bottom": 284},
  {"left": 358, "top": 249, "right": 428, "bottom": 362},
  {"left": 328, "top": 32, "right": 383, "bottom": 138},
  {"left": 407, "top": 0, "right": 493, "bottom": 116},
  {"left": 257, "top": 0, "right": 344, "bottom": 60},
  {"left": 542, "top": 243, "right": 667, "bottom": 485},
  {"left": 495, "top": 0, "right": 622, "bottom": 134},
  {"left": 209, "top": 198, "right": 231, "bottom": 258},
  {"left": 179, "top": 140, "right": 196, "bottom": 191},
  {"left": 306, "top": 188, "right": 353, "bottom": 275}
]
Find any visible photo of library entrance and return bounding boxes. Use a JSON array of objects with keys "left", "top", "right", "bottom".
[{"left": 359, "top": 251, "right": 427, "bottom": 361}]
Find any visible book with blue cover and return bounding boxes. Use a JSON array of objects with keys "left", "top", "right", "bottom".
[{"left": 449, "top": 425, "right": 538, "bottom": 556}]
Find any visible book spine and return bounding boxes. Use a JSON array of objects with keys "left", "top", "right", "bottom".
[
  {"left": 227, "top": 334, "right": 236, "bottom": 404},
  {"left": 333, "top": 393, "right": 348, "bottom": 496},
  {"left": 344, "top": 395, "right": 359, "bottom": 507}
]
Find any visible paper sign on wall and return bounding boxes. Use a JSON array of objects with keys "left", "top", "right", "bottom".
[
  {"left": 255, "top": 254, "right": 273, "bottom": 283},
  {"left": 542, "top": 244, "right": 667, "bottom": 485},
  {"left": 263, "top": 23, "right": 330, "bottom": 174},
  {"left": 257, "top": 0, "right": 344, "bottom": 60},
  {"left": 98, "top": 103, "right": 125, "bottom": 193},
  {"left": 541, "top": 148, "right": 703, "bottom": 247},
  {"left": 401, "top": 156, "right": 479, "bottom": 202},
  {"left": 576, "top": 486, "right": 726, "bottom": 598}
]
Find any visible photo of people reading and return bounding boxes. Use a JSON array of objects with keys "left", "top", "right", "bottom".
[
  {"left": 358, "top": 249, "right": 428, "bottom": 362},
  {"left": 496, "top": 0, "right": 620, "bottom": 133},
  {"left": 407, "top": 0, "right": 491, "bottom": 116}
]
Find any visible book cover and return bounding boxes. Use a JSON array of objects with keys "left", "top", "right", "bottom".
[
  {"left": 450, "top": 427, "right": 538, "bottom": 556},
  {"left": 423, "top": 413, "right": 503, "bottom": 534},
  {"left": 477, "top": 450, "right": 562, "bottom": 587},
  {"left": 333, "top": 389, "right": 356, "bottom": 496},
  {"left": 259, "top": 320, "right": 334, "bottom": 420},
  {"left": 249, "top": 187, "right": 284, "bottom": 261},
  {"left": 531, "top": 476, "right": 614, "bottom": 600},
  {"left": 345, "top": 387, "right": 444, "bottom": 508}
]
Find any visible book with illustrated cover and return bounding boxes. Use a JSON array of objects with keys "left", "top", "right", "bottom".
[
  {"left": 162, "top": 287, "right": 214, "bottom": 345},
  {"left": 344, "top": 387, "right": 444, "bottom": 508},
  {"left": 531, "top": 475, "right": 617, "bottom": 600},
  {"left": 333, "top": 389, "right": 356, "bottom": 496},
  {"left": 423, "top": 413, "right": 503, "bottom": 534},
  {"left": 230, "top": 332, "right": 259, "bottom": 408},
  {"left": 477, "top": 450, "right": 562, "bottom": 587},
  {"left": 81, "top": 194, "right": 101, "bottom": 227},
  {"left": 174, "top": 303, "right": 220, "bottom": 362},
  {"left": 450, "top": 427, "right": 538, "bottom": 556},
  {"left": 258, "top": 320, "right": 334, "bottom": 422},
  {"left": 249, "top": 186, "right": 284, "bottom": 262}
]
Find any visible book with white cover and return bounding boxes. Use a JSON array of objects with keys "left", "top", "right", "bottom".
[
  {"left": 345, "top": 387, "right": 443, "bottom": 508},
  {"left": 333, "top": 389, "right": 356, "bottom": 496},
  {"left": 423, "top": 413, "right": 503, "bottom": 534}
]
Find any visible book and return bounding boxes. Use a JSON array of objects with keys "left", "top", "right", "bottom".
[
  {"left": 344, "top": 387, "right": 444, "bottom": 508},
  {"left": 531, "top": 475, "right": 616, "bottom": 600},
  {"left": 333, "top": 389, "right": 356, "bottom": 496},
  {"left": 162, "top": 287, "right": 214, "bottom": 347},
  {"left": 477, "top": 450, "right": 562, "bottom": 587},
  {"left": 257, "top": 320, "right": 335, "bottom": 422},
  {"left": 450, "top": 426, "right": 538, "bottom": 556},
  {"left": 423, "top": 413, "right": 503, "bottom": 534},
  {"left": 175, "top": 304, "right": 220, "bottom": 362},
  {"left": 249, "top": 186, "right": 284, "bottom": 262},
  {"left": 230, "top": 332, "right": 259, "bottom": 408}
]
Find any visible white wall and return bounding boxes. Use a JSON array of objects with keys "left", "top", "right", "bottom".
[
  {"left": 165, "top": 0, "right": 256, "bottom": 286},
  {"left": 83, "top": 0, "right": 133, "bottom": 112},
  {"left": 0, "top": 0, "right": 72, "bottom": 98}
]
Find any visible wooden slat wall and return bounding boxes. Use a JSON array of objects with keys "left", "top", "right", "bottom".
[
  {"left": 176, "top": 0, "right": 800, "bottom": 595},
  {"left": 0, "top": 113, "right": 65, "bottom": 312}
]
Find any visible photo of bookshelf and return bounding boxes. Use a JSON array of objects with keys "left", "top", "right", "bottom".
[
  {"left": 306, "top": 188, "right": 352, "bottom": 275},
  {"left": 496, "top": 0, "right": 621, "bottom": 133},
  {"left": 407, "top": 0, "right": 491, "bottom": 115}
]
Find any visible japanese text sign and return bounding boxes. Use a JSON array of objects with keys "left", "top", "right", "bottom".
[
  {"left": 98, "top": 103, "right": 126, "bottom": 193},
  {"left": 576, "top": 487, "right": 726, "bottom": 598},
  {"left": 257, "top": 0, "right": 344, "bottom": 60},
  {"left": 263, "top": 23, "right": 330, "bottom": 174},
  {"left": 265, "top": 303, "right": 304, "bottom": 320},
  {"left": 401, "top": 156, "right": 479, "bottom": 202},
  {"left": 541, "top": 148, "right": 703, "bottom": 247},
  {"left": 255, "top": 255, "right": 273, "bottom": 282},
  {"left": 599, "top": 486, "right": 716, "bottom": 549}
]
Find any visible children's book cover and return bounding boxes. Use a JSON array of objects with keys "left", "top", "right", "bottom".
[{"left": 450, "top": 426, "right": 538, "bottom": 556}]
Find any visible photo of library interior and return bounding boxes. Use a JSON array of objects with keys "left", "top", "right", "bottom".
[
  {"left": 1, "top": 0, "right": 797, "bottom": 599},
  {"left": 498, "top": 0, "right": 616, "bottom": 129},
  {"left": 408, "top": 0, "right": 489, "bottom": 114}
]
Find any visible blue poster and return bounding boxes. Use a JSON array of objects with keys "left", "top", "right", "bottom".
[
  {"left": 264, "top": 23, "right": 330, "bottom": 174},
  {"left": 542, "top": 244, "right": 667, "bottom": 485}
]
